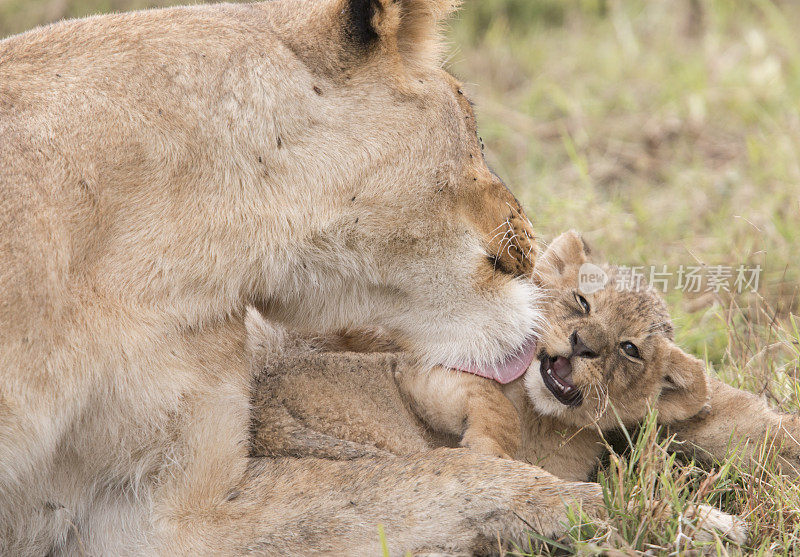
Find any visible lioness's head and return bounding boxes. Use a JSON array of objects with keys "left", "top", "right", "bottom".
[
  {"left": 259, "top": 0, "right": 540, "bottom": 377},
  {"left": 524, "top": 232, "right": 709, "bottom": 429}
]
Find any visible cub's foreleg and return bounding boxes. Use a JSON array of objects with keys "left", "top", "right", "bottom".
[
  {"left": 667, "top": 377, "right": 800, "bottom": 477},
  {"left": 246, "top": 310, "right": 522, "bottom": 460},
  {"left": 397, "top": 366, "right": 521, "bottom": 458}
]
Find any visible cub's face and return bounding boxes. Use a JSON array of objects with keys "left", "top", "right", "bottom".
[{"left": 524, "top": 232, "right": 709, "bottom": 429}]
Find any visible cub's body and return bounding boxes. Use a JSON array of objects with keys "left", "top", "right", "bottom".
[
  {"left": 248, "top": 233, "right": 800, "bottom": 548},
  {"left": 250, "top": 233, "right": 800, "bottom": 483}
]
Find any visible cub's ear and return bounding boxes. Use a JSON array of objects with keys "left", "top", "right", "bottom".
[
  {"left": 655, "top": 340, "right": 710, "bottom": 423},
  {"left": 534, "top": 230, "right": 591, "bottom": 288},
  {"left": 345, "top": 0, "right": 461, "bottom": 68}
]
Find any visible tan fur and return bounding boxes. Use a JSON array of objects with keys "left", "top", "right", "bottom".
[
  {"left": 0, "top": 1, "right": 555, "bottom": 554},
  {"left": 530, "top": 234, "right": 800, "bottom": 481},
  {"left": 667, "top": 378, "right": 800, "bottom": 477},
  {"left": 248, "top": 232, "right": 752, "bottom": 547},
  {"left": 399, "top": 231, "right": 714, "bottom": 464},
  {"left": 249, "top": 312, "right": 606, "bottom": 553},
  {"left": 523, "top": 231, "right": 710, "bottom": 433}
]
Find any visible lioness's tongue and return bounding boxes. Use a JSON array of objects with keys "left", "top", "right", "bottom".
[{"left": 450, "top": 336, "right": 537, "bottom": 384}]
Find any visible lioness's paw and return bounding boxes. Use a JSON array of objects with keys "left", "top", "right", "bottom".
[{"left": 469, "top": 456, "right": 606, "bottom": 543}]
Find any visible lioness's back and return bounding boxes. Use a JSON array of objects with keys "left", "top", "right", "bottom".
[{"left": 0, "top": 2, "right": 283, "bottom": 339}]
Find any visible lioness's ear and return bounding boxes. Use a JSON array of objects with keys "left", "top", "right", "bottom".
[
  {"left": 345, "top": 0, "right": 461, "bottom": 68},
  {"left": 655, "top": 341, "right": 710, "bottom": 423},
  {"left": 534, "top": 230, "right": 591, "bottom": 287}
]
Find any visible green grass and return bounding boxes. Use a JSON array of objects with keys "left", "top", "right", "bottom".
[
  {"left": 524, "top": 409, "right": 800, "bottom": 555},
  {"left": 3, "top": 0, "right": 800, "bottom": 553}
]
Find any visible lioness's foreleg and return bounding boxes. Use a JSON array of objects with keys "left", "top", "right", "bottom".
[
  {"left": 239, "top": 451, "right": 604, "bottom": 555},
  {"left": 151, "top": 381, "right": 602, "bottom": 554},
  {"left": 159, "top": 452, "right": 604, "bottom": 555}
]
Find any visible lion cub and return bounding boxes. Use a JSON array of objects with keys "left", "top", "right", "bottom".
[
  {"left": 249, "top": 231, "right": 710, "bottom": 474},
  {"left": 248, "top": 231, "right": 756, "bottom": 544},
  {"left": 248, "top": 231, "right": 749, "bottom": 544}
]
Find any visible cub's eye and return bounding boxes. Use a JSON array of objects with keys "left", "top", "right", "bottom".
[
  {"left": 620, "top": 341, "right": 641, "bottom": 359},
  {"left": 574, "top": 292, "right": 590, "bottom": 314}
]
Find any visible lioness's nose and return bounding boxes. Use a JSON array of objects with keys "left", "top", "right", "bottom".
[
  {"left": 570, "top": 331, "right": 599, "bottom": 359},
  {"left": 482, "top": 186, "right": 536, "bottom": 278},
  {"left": 461, "top": 172, "right": 537, "bottom": 278}
]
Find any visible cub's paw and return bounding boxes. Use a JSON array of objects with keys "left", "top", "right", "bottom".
[
  {"left": 459, "top": 434, "right": 513, "bottom": 459},
  {"left": 631, "top": 499, "right": 747, "bottom": 550},
  {"left": 689, "top": 504, "right": 748, "bottom": 546}
]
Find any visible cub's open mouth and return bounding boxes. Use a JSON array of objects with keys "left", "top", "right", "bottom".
[{"left": 539, "top": 354, "right": 583, "bottom": 407}]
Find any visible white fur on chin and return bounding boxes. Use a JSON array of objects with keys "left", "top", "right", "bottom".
[{"left": 524, "top": 361, "right": 571, "bottom": 419}]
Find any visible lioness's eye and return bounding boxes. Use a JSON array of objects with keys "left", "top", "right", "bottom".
[
  {"left": 574, "top": 292, "right": 590, "bottom": 314},
  {"left": 620, "top": 341, "right": 640, "bottom": 359}
]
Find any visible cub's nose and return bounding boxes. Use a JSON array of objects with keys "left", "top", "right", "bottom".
[{"left": 570, "top": 331, "right": 598, "bottom": 359}]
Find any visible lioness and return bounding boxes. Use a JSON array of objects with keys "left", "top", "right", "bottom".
[{"left": 0, "top": 0, "right": 595, "bottom": 554}]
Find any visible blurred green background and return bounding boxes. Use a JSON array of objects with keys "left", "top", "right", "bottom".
[{"left": 2, "top": 0, "right": 799, "bottom": 392}]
